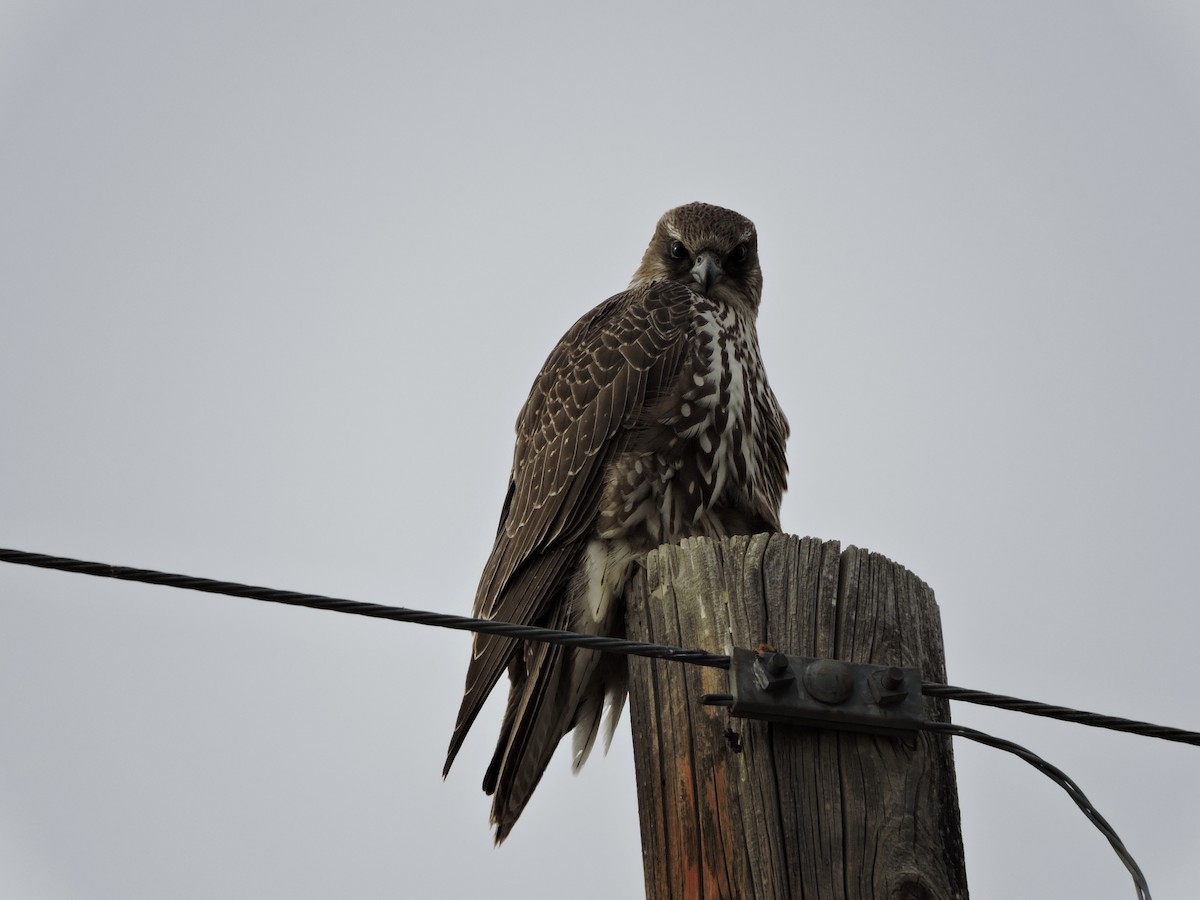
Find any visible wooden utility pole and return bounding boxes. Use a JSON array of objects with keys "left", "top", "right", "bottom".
[{"left": 624, "top": 534, "right": 968, "bottom": 900}]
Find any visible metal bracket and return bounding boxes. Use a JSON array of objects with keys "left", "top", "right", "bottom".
[{"left": 702, "top": 647, "right": 925, "bottom": 736}]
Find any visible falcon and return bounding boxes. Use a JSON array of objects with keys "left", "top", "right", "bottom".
[{"left": 443, "top": 202, "right": 789, "bottom": 842}]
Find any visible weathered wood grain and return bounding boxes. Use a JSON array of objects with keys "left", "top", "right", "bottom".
[{"left": 625, "top": 534, "right": 968, "bottom": 900}]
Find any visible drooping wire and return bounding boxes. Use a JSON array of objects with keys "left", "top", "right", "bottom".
[{"left": 923, "top": 720, "right": 1151, "bottom": 900}]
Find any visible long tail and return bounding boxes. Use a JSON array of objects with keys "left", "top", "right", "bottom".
[{"left": 483, "top": 638, "right": 573, "bottom": 843}]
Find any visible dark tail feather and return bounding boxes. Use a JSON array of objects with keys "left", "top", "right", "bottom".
[
  {"left": 444, "top": 547, "right": 579, "bottom": 779},
  {"left": 443, "top": 632, "right": 518, "bottom": 779},
  {"left": 484, "top": 638, "right": 571, "bottom": 843}
]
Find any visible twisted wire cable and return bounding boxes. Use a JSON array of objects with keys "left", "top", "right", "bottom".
[
  {"left": 0, "top": 548, "right": 729, "bottom": 668},
  {"left": 3, "top": 547, "right": 1198, "bottom": 747},
  {"left": 921, "top": 682, "right": 1200, "bottom": 746},
  {"left": 4, "top": 546, "right": 1169, "bottom": 898}
]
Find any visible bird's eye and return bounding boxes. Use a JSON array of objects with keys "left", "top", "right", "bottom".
[
  {"left": 730, "top": 243, "right": 749, "bottom": 264},
  {"left": 669, "top": 240, "right": 688, "bottom": 260}
]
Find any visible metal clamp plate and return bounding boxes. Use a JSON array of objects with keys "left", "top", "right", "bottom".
[{"left": 708, "top": 647, "right": 925, "bottom": 736}]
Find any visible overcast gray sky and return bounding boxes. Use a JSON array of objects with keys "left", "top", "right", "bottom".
[{"left": 2, "top": 3, "right": 1198, "bottom": 898}]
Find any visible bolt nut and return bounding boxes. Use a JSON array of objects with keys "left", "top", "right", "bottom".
[{"left": 766, "top": 652, "right": 789, "bottom": 674}]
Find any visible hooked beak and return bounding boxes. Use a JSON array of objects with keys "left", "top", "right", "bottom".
[{"left": 690, "top": 253, "right": 724, "bottom": 294}]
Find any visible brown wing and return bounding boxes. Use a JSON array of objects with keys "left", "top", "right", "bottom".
[{"left": 443, "top": 281, "right": 696, "bottom": 776}]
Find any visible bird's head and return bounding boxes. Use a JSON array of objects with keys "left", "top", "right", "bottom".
[{"left": 630, "top": 202, "right": 762, "bottom": 311}]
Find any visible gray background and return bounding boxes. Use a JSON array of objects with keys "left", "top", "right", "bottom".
[{"left": 2, "top": 3, "right": 1197, "bottom": 898}]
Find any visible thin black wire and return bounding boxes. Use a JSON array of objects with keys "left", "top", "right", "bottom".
[
  {"left": 922, "top": 682, "right": 1200, "bottom": 747},
  {"left": 3, "top": 547, "right": 1199, "bottom": 747},
  {"left": 0, "top": 548, "right": 729, "bottom": 669},
  {"left": 923, "top": 720, "right": 1151, "bottom": 900},
  {"left": 0, "top": 545, "right": 1181, "bottom": 897}
]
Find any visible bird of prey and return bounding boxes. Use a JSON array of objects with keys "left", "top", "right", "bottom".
[{"left": 443, "top": 202, "right": 789, "bottom": 842}]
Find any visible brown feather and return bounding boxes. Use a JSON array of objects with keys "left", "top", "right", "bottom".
[
  {"left": 443, "top": 281, "right": 697, "bottom": 781},
  {"left": 444, "top": 203, "right": 790, "bottom": 842}
]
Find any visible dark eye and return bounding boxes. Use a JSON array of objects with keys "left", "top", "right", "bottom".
[
  {"left": 668, "top": 240, "right": 688, "bottom": 260},
  {"left": 729, "top": 243, "right": 749, "bottom": 264}
]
